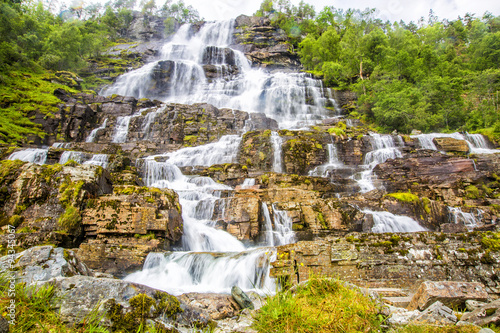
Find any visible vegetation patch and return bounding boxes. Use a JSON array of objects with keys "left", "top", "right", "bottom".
[
  {"left": 253, "top": 276, "right": 382, "bottom": 333},
  {"left": 386, "top": 192, "right": 420, "bottom": 203}
]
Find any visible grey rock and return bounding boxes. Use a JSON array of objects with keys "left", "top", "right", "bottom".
[
  {"left": 411, "top": 301, "right": 457, "bottom": 325},
  {"left": 231, "top": 286, "right": 254, "bottom": 310},
  {"left": 466, "top": 299, "right": 488, "bottom": 312},
  {"left": 0, "top": 246, "right": 91, "bottom": 284},
  {"left": 461, "top": 298, "right": 500, "bottom": 327}
]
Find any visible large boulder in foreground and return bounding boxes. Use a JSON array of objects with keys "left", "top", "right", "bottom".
[
  {"left": 461, "top": 298, "right": 500, "bottom": 327},
  {"left": 0, "top": 245, "right": 91, "bottom": 284},
  {"left": 407, "top": 281, "right": 489, "bottom": 311}
]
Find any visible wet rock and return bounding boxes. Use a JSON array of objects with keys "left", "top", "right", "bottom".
[
  {"left": 0, "top": 316, "right": 8, "bottom": 333},
  {"left": 433, "top": 137, "right": 469, "bottom": 153},
  {"left": 407, "top": 281, "right": 489, "bottom": 311},
  {"left": 231, "top": 286, "right": 254, "bottom": 310},
  {"left": 412, "top": 301, "right": 457, "bottom": 325},
  {"left": 461, "top": 298, "right": 500, "bottom": 327},
  {"left": 0, "top": 246, "right": 91, "bottom": 284}
]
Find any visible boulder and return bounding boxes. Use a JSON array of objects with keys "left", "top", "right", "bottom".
[
  {"left": 461, "top": 298, "right": 500, "bottom": 327},
  {"left": 433, "top": 137, "right": 469, "bottom": 153},
  {"left": 231, "top": 286, "right": 254, "bottom": 310},
  {"left": 466, "top": 299, "right": 488, "bottom": 311},
  {"left": 411, "top": 301, "right": 457, "bottom": 325},
  {"left": 407, "top": 281, "right": 489, "bottom": 311},
  {"left": 179, "top": 293, "right": 241, "bottom": 320},
  {"left": 386, "top": 306, "right": 421, "bottom": 326},
  {"left": 0, "top": 246, "right": 91, "bottom": 284}
]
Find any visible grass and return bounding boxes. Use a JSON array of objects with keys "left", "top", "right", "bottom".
[{"left": 252, "top": 276, "right": 383, "bottom": 333}]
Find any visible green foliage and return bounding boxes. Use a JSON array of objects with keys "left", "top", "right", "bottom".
[
  {"left": 393, "top": 324, "right": 480, "bottom": 333},
  {"left": 253, "top": 276, "right": 382, "bottom": 332}
]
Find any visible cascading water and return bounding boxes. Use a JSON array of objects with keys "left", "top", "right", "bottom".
[
  {"left": 83, "top": 154, "right": 109, "bottom": 168},
  {"left": 86, "top": 118, "right": 108, "bottom": 143},
  {"left": 353, "top": 133, "right": 402, "bottom": 192},
  {"left": 125, "top": 136, "right": 289, "bottom": 294},
  {"left": 261, "top": 203, "right": 296, "bottom": 246},
  {"left": 8, "top": 148, "right": 48, "bottom": 165},
  {"left": 102, "top": 20, "right": 337, "bottom": 128},
  {"left": 411, "top": 132, "right": 499, "bottom": 154},
  {"left": 271, "top": 131, "right": 283, "bottom": 173},
  {"left": 363, "top": 210, "right": 427, "bottom": 233},
  {"left": 59, "top": 151, "right": 84, "bottom": 164},
  {"left": 448, "top": 207, "right": 482, "bottom": 230},
  {"left": 309, "top": 142, "right": 342, "bottom": 177}
]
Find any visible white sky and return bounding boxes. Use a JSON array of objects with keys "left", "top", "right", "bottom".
[{"left": 157, "top": 0, "right": 499, "bottom": 23}]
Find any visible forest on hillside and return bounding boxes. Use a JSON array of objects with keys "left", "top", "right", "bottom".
[{"left": 0, "top": 0, "right": 499, "bottom": 143}]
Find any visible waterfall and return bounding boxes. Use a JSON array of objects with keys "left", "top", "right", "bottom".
[
  {"left": 83, "top": 154, "right": 109, "bottom": 168},
  {"left": 141, "top": 108, "right": 163, "bottom": 140},
  {"left": 124, "top": 249, "right": 276, "bottom": 295},
  {"left": 271, "top": 131, "right": 283, "bottom": 173},
  {"left": 411, "top": 132, "right": 499, "bottom": 154},
  {"left": 448, "top": 207, "right": 482, "bottom": 230},
  {"left": 241, "top": 178, "right": 256, "bottom": 188},
  {"left": 59, "top": 151, "right": 84, "bottom": 164},
  {"left": 8, "top": 148, "right": 48, "bottom": 165},
  {"left": 353, "top": 134, "right": 402, "bottom": 192},
  {"left": 52, "top": 142, "right": 71, "bottom": 149},
  {"left": 156, "top": 135, "right": 241, "bottom": 167},
  {"left": 309, "top": 143, "right": 342, "bottom": 177},
  {"left": 363, "top": 210, "right": 427, "bottom": 233},
  {"left": 261, "top": 203, "right": 296, "bottom": 246},
  {"left": 102, "top": 21, "right": 336, "bottom": 129},
  {"left": 85, "top": 118, "right": 108, "bottom": 143},
  {"left": 112, "top": 116, "right": 133, "bottom": 143}
]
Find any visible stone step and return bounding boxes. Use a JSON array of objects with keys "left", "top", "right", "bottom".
[
  {"left": 369, "top": 288, "right": 409, "bottom": 297},
  {"left": 383, "top": 296, "right": 413, "bottom": 308}
]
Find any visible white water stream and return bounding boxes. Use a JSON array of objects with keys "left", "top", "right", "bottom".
[
  {"left": 363, "top": 210, "right": 427, "bottom": 233},
  {"left": 411, "top": 132, "right": 499, "bottom": 154}
]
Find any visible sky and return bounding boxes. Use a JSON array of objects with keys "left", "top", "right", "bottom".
[{"left": 155, "top": 0, "right": 499, "bottom": 23}]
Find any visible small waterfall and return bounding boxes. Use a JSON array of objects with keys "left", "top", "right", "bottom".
[
  {"left": 8, "top": 148, "right": 48, "bottom": 165},
  {"left": 309, "top": 143, "right": 342, "bottom": 177},
  {"left": 411, "top": 132, "right": 499, "bottom": 154},
  {"left": 85, "top": 118, "right": 108, "bottom": 143},
  {"left": 158, "top": 135, "right": 241, "bottom": 167},
  {"left": 59, "top": 151, "right": 84, "bottom": 164},
  {"left": 241, "top": 178, "right": 256, "bottom": 188},
  {"left": 83, "top": 154, "right": 109, "bottom": 168},
  {"left": 363, "top": 210, "right": 427, "bottom": 233},
  {"left": 271, "top": 131, "right": 283, "bottom": 173},
  {"left": 353, "top": 134, "right": 402, "bottom": 192},
  {"left": 52, "top": 142, "right": 71, "bottom": 149},
  {"left": 124, "top": 249, "right": 276, "bottom": 295},
  {"left": 261, "top": 203, "right": 296, "bottom": 246},
  {"left": 112, "top": 116, "right": 133, "bottom": 143},
  {"left": 141, "top": 108, "right": 163, "bottom": 140},
  {"left": 448, "top": 207, "right": 482, "bottom": 230}
]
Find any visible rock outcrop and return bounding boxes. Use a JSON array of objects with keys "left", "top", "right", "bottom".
[{"left": 271, "top": 233, "right": 500, "bottom": 295}]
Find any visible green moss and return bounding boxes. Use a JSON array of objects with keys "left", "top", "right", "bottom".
[
  {"left": 386, "top": 192, "right": 419, "bottom": 202},
  {"left": 422, "top": 197, "right": 432, "bottom": 214},
  {"left": 8, "top": 215, "right": 24, "bottom": 227},
  {"left": 465, "top": 185, "right": 480, "bottom": 199},
  {"left": 481, "top": 232, "right": 500, "bottom": 251},
  {"left": 317, "top": 212, "right": 327, "bottom": 229}
]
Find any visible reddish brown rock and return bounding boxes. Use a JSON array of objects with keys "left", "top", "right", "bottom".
[{"left": 407, "top": 281, "right": 489, "bottom": 311}]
